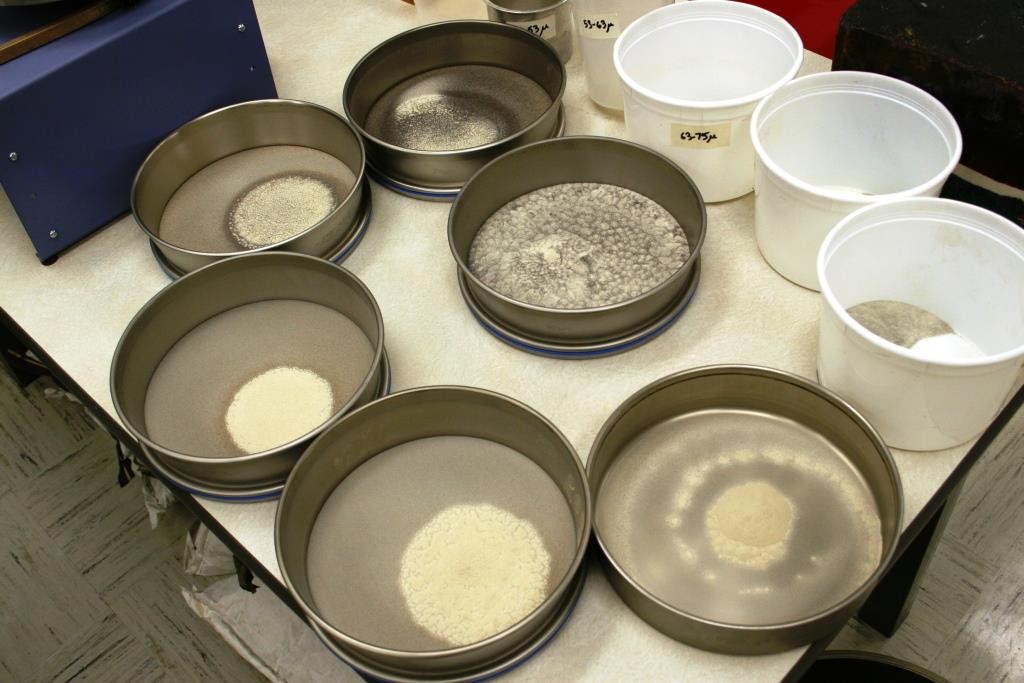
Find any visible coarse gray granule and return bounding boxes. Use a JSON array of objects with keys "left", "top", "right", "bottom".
[
  {"left": 228, "top": 173, "right": 337, "bottom": 249},
  {"left": 469, "top": 182, "right": 689, "bottom": 309},
  {"left": 364, "top": 64, "right": 553, "bottom": 152}
]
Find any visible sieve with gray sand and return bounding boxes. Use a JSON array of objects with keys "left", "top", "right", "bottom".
[
  {"left": 158, "top": 145, "right": 357, "bottom": 253},
  {"left": 469, "top": 182, "right": 690, "bottom": 309}
]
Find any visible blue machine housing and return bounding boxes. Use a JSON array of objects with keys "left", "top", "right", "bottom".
[{"left": 0, "top": 0, "right": 278, "bottom": 263}]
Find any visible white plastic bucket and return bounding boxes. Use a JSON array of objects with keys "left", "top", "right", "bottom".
[
  {"left": 613, "top": 0, "right": 802, "bottom": 203},
  {"left": 575, "top": 0, "right": 671, "bottom": 110},
  {"left": 817, "top": 198, "right": 1024, "bottom": 451},
  {"left": 752, "top": 71, "right": 962, "bottom": 290}
]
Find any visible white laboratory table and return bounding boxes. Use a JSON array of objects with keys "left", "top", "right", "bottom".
[{"left": 2, "top": 2, "right": 1021, "bottom": 681}]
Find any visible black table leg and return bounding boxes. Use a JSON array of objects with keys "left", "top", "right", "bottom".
[{"left": 856, "top": 483, "right": 962, "bottom": 637}]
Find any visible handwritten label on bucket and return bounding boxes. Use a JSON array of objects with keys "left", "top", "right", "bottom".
[
  {"left": 671, "top": 122, "right": 731, "bottom": 149},
  {"left": 579, "top": 13, "right": 620, "bottom": 39},
  {"left": 508, "top": 15, "right": 558, "bottom": 39}
]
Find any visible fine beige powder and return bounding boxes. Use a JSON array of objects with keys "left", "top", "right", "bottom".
[
  {"left": 705, "top": 481, "right": 795, "bottom": 569},
  {"left": 158, "top": 145, "right": 356, "bottom": 253},
  {"left": 229, "top": 175, "right": 337, "bottom": 248},
  {"left": 144, "top": 300, "right": 374, "bottom": 458},
  {"left": 224, "top": 366, "right": 334, "bottom": 454},
  {"left": 399, "top": 503, "right": 551, "bottom": 646}
]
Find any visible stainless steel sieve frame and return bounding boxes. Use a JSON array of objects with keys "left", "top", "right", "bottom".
[
  {"left": 448, "top": 135, "right": 707, "bottom": 345},
  {"left": 110, "top": 253, "right": 387, "bottom": 493},
  {"left": 131, "top": 99, "right": 369, "bottom": 275},
  {"left": 275, "top": 385, "right": 592, "bottom": 678},
  {"left": 587, "top": 365, "right": 903, "bottom": 654},
  {"left": 342, "top": 20, "right": 566, "bottom": 191}
]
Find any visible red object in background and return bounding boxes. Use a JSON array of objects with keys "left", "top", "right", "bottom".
[{"left": 744, "top": 0, "right": 856, "bottom": 58}]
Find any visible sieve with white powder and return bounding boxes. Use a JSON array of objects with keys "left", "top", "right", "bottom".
[
  {"left": 469, "top": 183, "right": 689, "bottom": 309},
  {"left": 144, "top": 300, "right": 375, "bottom": 458}
]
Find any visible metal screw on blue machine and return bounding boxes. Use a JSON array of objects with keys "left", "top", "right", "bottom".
[
  {"left": 49, "top": 230, "right": 58, "bottom": 239},
  {"left": 8, "top": 152, "right": 17, "bottom": 162},
  {"left": 237, "top": 23, "right": 246, "bottom": 32}
]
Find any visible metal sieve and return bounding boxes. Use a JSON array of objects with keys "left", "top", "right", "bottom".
[
  {"left": 110, "top": 253, "right": 388, "bottom": 499},
  {"left": 588, "top": 365, "right": 902, "bottom": 654},
  {"left": 131, "top": 99, "right": 370, "bottom": 274},
  {"left": 276, "top": 386, "right": 591, "bottom": 678}
]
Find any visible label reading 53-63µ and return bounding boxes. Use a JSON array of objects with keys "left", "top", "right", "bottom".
[
  {"left": 508, "top": 14, "right": 558, "bottom": 39},
  {"left": 579, "top": 13, "right": 620, "bottom": 39},
  {"left": 670, "top": 122, "right": 732, "bottom": 149}
]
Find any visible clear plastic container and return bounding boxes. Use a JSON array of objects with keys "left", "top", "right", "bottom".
[
  {"left": 817, "top": 198, "right": 1024, "bottom": 450},
  {"left": 613, "top": 0, "right": 802, "bottom": 202},
  {"left": 574, "top": 0, "right": 671, "bottom": 110}
]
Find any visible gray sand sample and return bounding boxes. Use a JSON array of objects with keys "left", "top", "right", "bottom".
[
  {"left": 596, "top": 409, "right": 883, "bottom": 625},
  {"left": 306, "top": 435, "right": 577, "bottom": 651},
  {"left": 144, "top": 300, "right": 374, "bottom": 458},
  {"left": 363, "top": 64, "right": 553, "bottom": 152},
  {"left": 469, "top": 182, "right": 689, "bottom": 309},
  {"left": 159, "top": 145, "right": 356, "bottom": 253},
  {"left": 847, "top": 300, "right": 953, "bottom": 348},
  {"left": 228, "top": 175, "right": 336, "bottom": 249}
]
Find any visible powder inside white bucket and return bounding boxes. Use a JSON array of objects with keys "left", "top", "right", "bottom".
[
  {"left": 469, "top": 182, "right": 689, "bottom": 309},
  {"left": 229, "top": 175, "right": 337, "bottom": 248},
  {"left": 847, "top": 300, "right": 985, "bottom": 360},
  {"left": 706, "top": 481, "right": 794, "bottom": 569},
  {"left": 225, "top": 366, "right": 334, "bottom": 454},
  {"left": 398, "top": 503, "right": 551, "bottom": 646}
]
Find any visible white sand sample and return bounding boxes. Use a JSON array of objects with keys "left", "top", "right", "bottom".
[
  {"left": 469, "top": 182, "right": 689, "bottom": 309},
  {"left": 398, "top": 503, "right": 551, "bottom": 646},
  {"left": 910, "top": 332, "right": 985, "bottom": 360},
  {"left": 228, "top": 174, "right": 337, "bottom": 249},
  {"left": 706, "top": 481, "right": 794, "bottom": 569},
  {"left": 224, "top": 366, "right": 334, "bottom": 454}
]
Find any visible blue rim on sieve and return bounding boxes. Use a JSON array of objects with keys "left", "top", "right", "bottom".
[
  {"left": 366, "top": 164, "right": 462, "bottom": 202},
  {"left": 310, "top": 558, "right": 587, "bottom": 683},
  {"left": 140, "top": 350, "right": 391, "bottom": 503},
  {"left": 150, "top": 181, "right": 374, "bottom": 280},
  {"left": 460, "top": 257, "right": 701, "bottom": 359}
]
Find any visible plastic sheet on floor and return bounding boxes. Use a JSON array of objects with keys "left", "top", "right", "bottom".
[{"left": 183, "top": 576, "right": 362, "bottom": 683}]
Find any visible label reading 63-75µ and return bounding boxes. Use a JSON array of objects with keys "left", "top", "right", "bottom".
[{"left": 671, "top": 122, "right": 732, "bottom": 149}]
